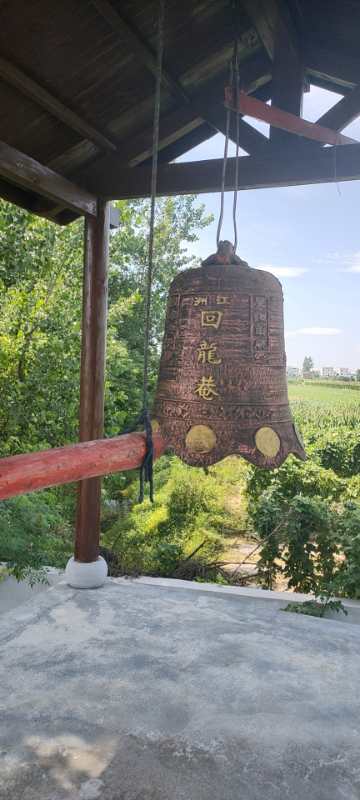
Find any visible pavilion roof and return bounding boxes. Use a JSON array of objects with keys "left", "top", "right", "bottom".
[{"left": 1, "top": 0, "right": 360, "bottom": 223}]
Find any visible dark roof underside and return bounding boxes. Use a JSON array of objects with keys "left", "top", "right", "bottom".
[{"left": 0, "top": 0, "right": 360, "bottom": 223}]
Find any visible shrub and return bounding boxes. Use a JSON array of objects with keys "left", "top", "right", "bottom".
[
  {"left": 246, "top": 457, "right": 345, "bottom": 507},
  {"left": 336, "top": 504, "right": 360, "bottom": 599},
  {"left": 251, "top": 493, "right": 339, "bottom": 593},
  {"left": 310, "top": 430, "right": 360, "bottom": 477},
  {"left": 0, "top": 492, "right": 72, "bottom": 581}
]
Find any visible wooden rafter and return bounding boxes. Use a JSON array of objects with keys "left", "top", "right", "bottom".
[
  {"left": 81, "top": 142, "right": 360, "bottom": 199},
  {"left": 0, "top": 141, "right": 97, "bottom": 216},
  {"left": 270, "top": 3, "right": 303, "bottom": 144},
  {"left": 306, "top": 46, "right": 359, "bottom": 92},
  {"left": 91, "top": 0, "right": 188, "bottom": 104},
  {"left": 46, "top": 51, "right": 270, "bottom": 180},
  {"left": 0, "top": 55, "right": 117, "bottom": 154},
  {"left": 156, "top": 123, "right": 214, "bottom": 164},
  {"left": 240, "top": 0, "right": 306, "bottom": 146},
  {"left": 90, "top": 0, "right": 270, "bottom": 160},
  {"left": 241, "top": 0, "right": 298, "bottom": 62}
]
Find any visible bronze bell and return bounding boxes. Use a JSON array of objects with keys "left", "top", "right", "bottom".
[{"left": 153, "top": 241, "right": 306, "bottom": 468}]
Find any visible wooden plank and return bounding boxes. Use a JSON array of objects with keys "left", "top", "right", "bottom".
[
  {"left": 0, "top": 55, "right": 117, "bottom": 153},
  {"left": 75, "top": 201, "right": 110, "bottom": 562},
  {"left": 196, "top": 99, "right": 269, "bottom": 157},
  {"left": 124, "top": 63, "right": 272, "bottom": 166},
  {"left": 127, "top": 108, "right": 204, "bottom": 167},
  {"left": 305, "top": 46, "right": 359, "bottom": 92},
  {"left": 0, "top": 432, "right": 166, "bottom": 501},
  {"left": 49, "top": 51, "right": 271, "bottom": 177},
  {"left": 91, "top": 0, "right": 188, "bottom": 104},
  {"left": 156, "top": 122, "right": 214, "bottom": 164},
  {"left": 241, "top": 0, "right": 299, "bottom": 59},
  {"left": 0, "top": 141, "right": 97, "bottom": 216},
  {"left": 225, "top": 91, "right": 357, "bottom": 145},
  {"left": 87, "top": 143, "right": 360, "bottom": 198},
  {"left": 241, "top": 0, "right": 277, "bottom": 59}
]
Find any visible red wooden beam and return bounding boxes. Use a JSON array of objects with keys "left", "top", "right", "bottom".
[
  {"left": 224, "top": 88, "right": 357, "bottom": 146},
  {"left": 0, "top": 432, "right": 167, "bottom": 502}
]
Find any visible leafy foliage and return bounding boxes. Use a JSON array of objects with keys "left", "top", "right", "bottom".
[
  {"left": 102, "top": 456, "right": 245, "bottom": 580},
  {"left": 1, "top": 198, "right": 360, "bottom": 602},
  {"left": 0, "top": 196, "right": 213, "bottom": 581},
  {"left": 0, "top": 493, "right": 72, "bottom": 581},
  {"left": 283, "top": 599, "right": 347, "bottom": 619}
]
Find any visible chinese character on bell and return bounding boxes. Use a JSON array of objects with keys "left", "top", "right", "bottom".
[
  {"left": 197, "top": 340, "right": 222, "bottom": 365},
  {"left": 195, "top": 376, "right": 219, "bottom": 400},
  {"left": 201, "top": 310, "right": 223, "bottom": 330}
]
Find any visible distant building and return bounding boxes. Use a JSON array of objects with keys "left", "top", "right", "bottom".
[
  {"left": 303, "top": 370, "right": 320, "bottom": 379},
  {"left": 287, "top": 366, "right": 300, "bottom": 378},
  {"left": 338, "top": 367, "right": 352, "bottom": 378},
  {"left": 322, "top": 367, "right": 335, "bottom": 378}
]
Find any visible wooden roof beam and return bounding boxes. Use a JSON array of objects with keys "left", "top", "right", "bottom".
[
  {"left": 240, "top": 1, "right": 304, "bottom": 146},
  {"left": 90, "top": 0, "right": 271, "bottom": 159},
  {"left": 0, "top": 141, "right": 97, "bottom": 217},
  {"left": 270, "top": 6, "right": 303, "bottom": 145},
  {"left": 156, "top": 123, "right": 214, "bottom": 164},
  {"left": 82, "top": 143, "right": 360, "bottom": 198},
  {"left": 241, "top": 0, "right": 299, "bottom": 62},
  {"left": 0, "top": 56, "right": 117, "bottom": 154},
  {"left": 91, "top": 0, "right": 188, "bottom": 104},
  {"left": 305, "top": 46, "right": 359, "bottom": 92},
  {"left": 201, "top": 104, "right": 270, "bottom": 156}
]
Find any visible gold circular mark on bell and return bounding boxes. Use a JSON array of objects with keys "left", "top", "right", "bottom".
[
  {"left": 151, "top": 419, "right": 160, "bottom": 433},
  {"left": 255, "top": 426, "right": 280, "bottom": 458},
  {"left": 185, "top": 424, "right": 216, "bottom": 454}
]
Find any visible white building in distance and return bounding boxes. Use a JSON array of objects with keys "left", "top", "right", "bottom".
[{"left": 322, "top": 367, "right": 335, "bottom": 378}]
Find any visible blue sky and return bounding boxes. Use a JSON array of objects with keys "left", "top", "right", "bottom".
[{"left": 177, "top": 86, "right": 360, "bottom": 371}]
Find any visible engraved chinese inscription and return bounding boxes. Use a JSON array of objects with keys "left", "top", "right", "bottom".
[
  {"left": 195, "top": 376, "right": 219, "bottom": 400},
  {"left": 201, "top": 310, "right": 223, "bottom": 329},
  {"left": 197, "top": 340, "right": 222, "bottom": 365}
]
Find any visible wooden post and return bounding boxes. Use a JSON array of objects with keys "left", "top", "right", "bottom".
[
  {"left": 270, "top": 14, "right": 304, "bottom": 147},
  {"left": 75, "top": 200, "right": 110, "bottom": 562}
]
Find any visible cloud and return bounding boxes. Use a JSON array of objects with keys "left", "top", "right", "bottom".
[
  {"left": 316, "top": 251, "right": 360, "bottom": 272},
  {"left": 343, "top": 263, "right": 360, "bottom": 273},
  {"left": 339, "top": 251, "right": 360, "bottom": 272},
  {"left": 286, "top": 327, "right": 342, "bottom": 338},
  {"left": 259, "top": 264, "right": 308, "bottom": 278}
]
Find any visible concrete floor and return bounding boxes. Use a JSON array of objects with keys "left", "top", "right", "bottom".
[
  {"left": 0, "top": 569, "right": 61, "bottom": 615},
  {"left": 1, "top": 578, "right": 360, "bottom": 800}
]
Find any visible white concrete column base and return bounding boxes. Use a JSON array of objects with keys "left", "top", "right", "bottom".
[{"left": 65, "top": 556, "right": 108, "bottom": 589}]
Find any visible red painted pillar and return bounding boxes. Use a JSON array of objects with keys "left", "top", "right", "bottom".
[{"left": 75, "top": 200, "right": 110, "bottom": 562}]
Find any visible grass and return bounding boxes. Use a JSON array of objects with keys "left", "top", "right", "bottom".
[{"left": 288, "top": 380, "right": 360, "bottom": 406}]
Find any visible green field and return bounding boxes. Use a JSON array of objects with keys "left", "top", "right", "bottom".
[
  {"left": 288, "top": 380, "right": 360, "bottom": 406},
  {"left": 287, "top": 380, "right": 360, "bottom": 432}
]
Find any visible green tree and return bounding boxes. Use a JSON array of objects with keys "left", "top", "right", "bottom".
[
  {"left": 0, "top": 195, "right": 213, "bottom": 578},
  {"left": 0, "top": 197, "right": 212, "bottom": 454},
  {"left": 302, "top": 355, "right": 313, "bottom": 373}
]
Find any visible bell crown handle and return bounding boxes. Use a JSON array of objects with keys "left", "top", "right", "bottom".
[{"left": 202, "top": 241, "right": 249, "bottom": 267}]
